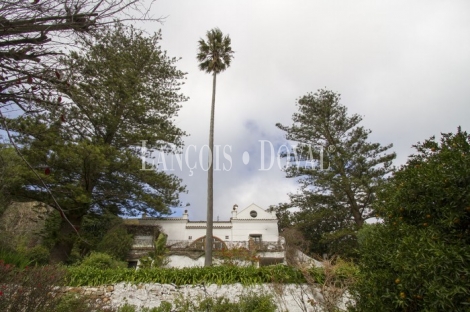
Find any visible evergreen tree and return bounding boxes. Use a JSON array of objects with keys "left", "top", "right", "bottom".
[
  {"left": 276, "top": 89, "right": 395, "bottom": 257},
  {"left": 5, "top": 24, "right": 187, "bottom": 221}
]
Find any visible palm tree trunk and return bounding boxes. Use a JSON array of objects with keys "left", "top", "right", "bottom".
[{"left": 205, "top": 72, "right": 217, "bottom": 266}]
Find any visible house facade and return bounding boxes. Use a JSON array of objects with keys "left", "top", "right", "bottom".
[{"left": 125, "top": 204, "right": 285, "bottom": 267}]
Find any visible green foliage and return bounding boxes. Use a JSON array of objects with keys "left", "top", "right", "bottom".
[
  {"left": 353, "top": 128, "right": 470, "bottom": 312},
  {"left": 40, "top": 210, "right": 62, "bottom": 250},
  {"left": 117, "top": 302, "right": 172, "bottom": 312},
  {"left": 78, "top": 213, "right": 120, "bottom": 250},
  {"left": 238, "top": 292, "right": 277, "bottom": 312},
  {"left": 79, "top": 252, "right": 127, "bottom": 270},
  {"left": 54, "top": 293, "right": 91, "bottom": 312},
  {"left": 174, "top": 292, "right": 275, "bottom": 312},
  {"left": 148, "top": 302, "right": 172, "bottom": 312},
  {"left": 276, "top": 89, "right": 396, "bottom": 259},
  {"left": 197, "top": 28, "right": 235, "bottom": 74},
  {"left": 24, "top": 245, "right": 50, "bottom": 265},
  {"left": 175, "top": 296, "right": 237, "bottom": 312},
  {"left": 0, "top": 246, "right": 32, "bottom": 269},
  {"left": 67, "top": 213, "right": 133, "bottom": 263},
  {"left": 65, "top": 265, "right": 305, "bottom": 287},
  {"left": 139, "top": 233, "right": 169, "bottom": 268},
  {"left": 4, "top": 23, "right": 187, "bottom": 220},
  {"left": 117, "top": 303, "right": 138, "bottom": 312},
  {"left": 96, "top": 224, "right": 133, "bottom": 261},
  {"left": 0, "top": 146, "right": 26, "bottom": 211}
]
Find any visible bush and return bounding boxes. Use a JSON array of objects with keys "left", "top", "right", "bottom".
[
  {"left": 352, "top": 128, "right": 470, "bottom": 312},
  {"left": 80, "top": 252, "right": 127, "bottom": 270},
  {"left": 96, "top": 224, "right": 133, "bottom": 261},
  {"left": 117, "top": 302, "right": 172, "bottom": 312},
  {"left": 0, "top": 262, "right": 65, "bottom": 312},
  {"left": 54, "top": 293, "right": 91, "bottom": 312},
  {"left": 0, "top": 246, "right": 31, "bottom": 269},
  {"left": 238, "top": 292, "right": 277, "bottom": 312},
  {"left": 25, "top": 245, "right": 51, "bottom": 265},
  {"left": 70, "top": 213, "right": 126, "bottom": 263},
  {"left": 174, "top": 292, "right": 276, "bottom": 312}
]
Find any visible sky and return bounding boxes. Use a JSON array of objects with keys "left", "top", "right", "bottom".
[{"left": 136, "top": 0, "right": 470, "bottom": 221}]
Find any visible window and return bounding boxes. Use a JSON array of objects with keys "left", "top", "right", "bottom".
[
  {"left": 188, "top": 236, "right": 192, "bottom": 240},
  {"left": 250, "top": 210, "right": 257, "bottom": 218},
  {"left": 189, "top": 236, "right": 227, "bottom": 250},
  {"left": 249, "top": 234, "right": 262, "bottom": 249},
  {"left": 249, "top": 234, "right": 262, "bottom": 242},
  {"left": 225, "top": 235, "right": 229, "bottom": 239}
]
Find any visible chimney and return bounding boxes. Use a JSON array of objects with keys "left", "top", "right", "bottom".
[
  {"left": 182, "top": 209, "right": 188, "bottom": 220},
  {"left": 231, "top": 204, "right": 238, "bottom": 219}
]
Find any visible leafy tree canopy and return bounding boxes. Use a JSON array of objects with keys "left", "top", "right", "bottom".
[
  {"left": 353, "top": 127, "right": 470, "bottom": 312},
  {"left": 4, "top": 23, "right": 187, "bottom": 220}
]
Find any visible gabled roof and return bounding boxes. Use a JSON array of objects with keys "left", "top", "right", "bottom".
[{"left": 236, "top": 203, "right": 276, "bottom": 220}]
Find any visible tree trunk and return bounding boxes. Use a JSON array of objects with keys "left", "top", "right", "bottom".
[{"left": 205, "top": 72, "right": 217, "bottom": 266}]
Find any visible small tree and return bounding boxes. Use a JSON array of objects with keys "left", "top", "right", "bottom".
[{"left": 353, "top": 127, "right": 470, "bottom": 312}]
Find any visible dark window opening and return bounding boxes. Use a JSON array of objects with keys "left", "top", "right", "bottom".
[{"left": 128, "top": 261, "right": 138, "bottom": 268}]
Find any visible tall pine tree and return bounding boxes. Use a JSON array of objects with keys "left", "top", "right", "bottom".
[{"left": 276, "top": 89, "right": 395, "bottom": 258}]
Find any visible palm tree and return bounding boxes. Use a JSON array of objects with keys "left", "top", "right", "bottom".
[{"left": 197, "top": 28, "right": 234, "bottom": 266}]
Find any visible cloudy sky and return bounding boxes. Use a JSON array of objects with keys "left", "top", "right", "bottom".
[{"left": 137, "top": 1, "right": 470, "bottom": 221}]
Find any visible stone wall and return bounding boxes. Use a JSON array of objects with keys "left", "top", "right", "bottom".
[{"left": 61, "top": 282, "right": 353, "bottom": 312}]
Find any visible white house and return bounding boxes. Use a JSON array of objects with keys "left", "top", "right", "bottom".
[{"left": 125, "top": 204, "right": 285, "bottom": 267}]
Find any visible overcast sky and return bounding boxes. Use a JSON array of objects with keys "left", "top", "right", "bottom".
[{"left": 137, "top": 1, "right": 470, "bottom": 221}]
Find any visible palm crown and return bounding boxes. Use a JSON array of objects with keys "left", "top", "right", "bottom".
[{"left": 197, "top": 28, "right": 234, "bottom": 74}]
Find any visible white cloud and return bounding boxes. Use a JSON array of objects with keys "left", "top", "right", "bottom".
[{"left": 138, "top": 0, "right": 470, "bottom": 219}]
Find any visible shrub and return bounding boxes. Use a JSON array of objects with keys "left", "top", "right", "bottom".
[
  {"left": 80, "top": 252, "right": 127, "bottom": 270},
  {"left": 0, "top": 262, "right": 65, "bottom": 312},
  {"left": 96, "top": 224, "right": 133, "bottom": 261},
  {"left": 0, "top": 246, "right": 31, "bottom": 269},
  {"left": 238, "top": 292, "right": 277, "bottom": 312},
  {"left": 54, "top": 293, "right": 91, "bottom": 312},
  {"left": 117, "top": 302, "right": 172, "bottom": 312},
  {"left": 70, "top": 213, "right": 125, "bottom": 263},
  {"left": 25, "top": 245, "right": 51, "bottom": 265},
  {"left": 174, "top": 292, "right": 276, "bottom": 312},
  {"left": 352, "top": 128, "right": 470, "bottom": 312}
]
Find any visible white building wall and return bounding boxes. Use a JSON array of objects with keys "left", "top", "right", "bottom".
[
  {"left": 151, "top": 219, "right": 187, "bottom": 241},
  {"left": 137, "top": 204, "right": 279, "bottom": 245},
  {"left": 231, "top": 220, "right": 278, "bottom": 242}
]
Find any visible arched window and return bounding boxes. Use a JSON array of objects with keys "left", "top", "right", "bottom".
[{"left": 189, "top": 236, "right": 227, "bottom": 250}]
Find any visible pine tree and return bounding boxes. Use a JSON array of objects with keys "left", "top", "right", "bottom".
[{"left": 276, "top": 89, "right": 395, "bottom": 257}]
